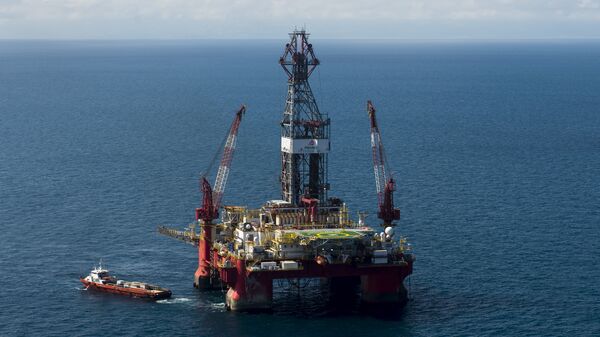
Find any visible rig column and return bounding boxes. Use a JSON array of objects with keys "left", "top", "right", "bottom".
[
  {"left": 360, "top": 272, "right": 408, "bottom": 304},
  {"left": 194, "top": 223, "right": 218, "bottom": 289},
  {"left": 226, "top": 259, "right": 273, "bottom": 311}
]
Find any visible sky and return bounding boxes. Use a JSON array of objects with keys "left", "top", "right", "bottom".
[{"left": 1, "top": 0, "right": 600, "bottom": 39}]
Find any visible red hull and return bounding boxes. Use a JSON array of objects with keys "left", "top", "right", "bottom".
[
  {"left": 80, "top": 279, "right": 172, "bottom": 300},
  {"left": 219, "top": 255, "right": 413, "bottom": 310}
]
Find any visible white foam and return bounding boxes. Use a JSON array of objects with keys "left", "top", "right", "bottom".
[{"left": 157, "top": 297, "right": 192, "bottom": 304}]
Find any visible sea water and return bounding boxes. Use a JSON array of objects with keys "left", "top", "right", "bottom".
[{"left": 1, "top": 39, "right": 599, "bottom": 336}]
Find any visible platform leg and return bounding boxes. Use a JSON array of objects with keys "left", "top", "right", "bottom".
[
  {"left": 193, "top": 239, "right": 220, "bottom": 290},
  {"left": 194, "top": 267, "right": 219, "bottom": 290},
  {"left": 360, "top": 273, "right": 408, "bottom": 305},
  {"left": 225, "top": 260, "right": 272, "bottom": 311}
]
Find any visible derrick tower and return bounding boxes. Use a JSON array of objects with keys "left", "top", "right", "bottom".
[{"left": 279, "top": 30, "right": 330, "bottom": 205}]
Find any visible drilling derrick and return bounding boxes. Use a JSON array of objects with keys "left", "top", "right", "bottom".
[{"left": 280, "top": 30, "right": 330, "bottom": 205}]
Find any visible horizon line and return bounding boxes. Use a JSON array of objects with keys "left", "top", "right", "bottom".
[{"left": 2, "top": 36, "right": 600, "bottom": 41}]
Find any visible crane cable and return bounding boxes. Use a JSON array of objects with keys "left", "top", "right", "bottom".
[{"left": 200, "top": 112, "right": 233, "bottom": 180}]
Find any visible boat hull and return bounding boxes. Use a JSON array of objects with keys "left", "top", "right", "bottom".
[{"left": 80, "top": 279, "right": 172, "bottom": 300}]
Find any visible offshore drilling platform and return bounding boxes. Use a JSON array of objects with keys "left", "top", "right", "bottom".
[{"left": 159, "top": 30, "right": 414, "bottom": 311}]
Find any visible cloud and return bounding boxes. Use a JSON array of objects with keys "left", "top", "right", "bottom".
[
  {"left": 578, "top": 0, "right": 600, "bottom": 9},
  {"left": 2, "top": 0, "right": 600, "bottom": 21},
  {"left": 1, "top": 0, "right": 600, "bottom": 38}
]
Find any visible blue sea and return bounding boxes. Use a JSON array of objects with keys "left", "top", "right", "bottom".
[{"left": 1, "top": 39, "right": 599, "bottom": 336}]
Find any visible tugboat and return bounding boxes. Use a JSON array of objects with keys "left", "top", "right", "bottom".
[{"left": 80, "top": 263, "right": 172, "bottom": 300}]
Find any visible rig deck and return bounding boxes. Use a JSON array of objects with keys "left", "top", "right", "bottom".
[{"left": 161, "top": 201, "right": 414, "bottom": 310}]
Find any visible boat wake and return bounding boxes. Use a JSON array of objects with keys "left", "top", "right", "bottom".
[
  {"left": 211, "top": 302, "right": 226, "bottom": 308},
  {"left": 156, "top": 297, "right": 192, "bottom": 305}
]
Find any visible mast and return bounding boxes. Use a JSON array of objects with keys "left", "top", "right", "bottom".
[{"left": 279, "top": 29, "right": 330, "bottom": 205}]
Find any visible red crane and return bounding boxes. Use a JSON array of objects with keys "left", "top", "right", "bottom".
[
  {"left": 196, "top": 105, "right": 246, "bottom": 223},
  {"left": 194, "top": 104, "right": 245, "bottom": 289},
  {"left": 367, "top": 100, "right": 400, "bottom": 226}
]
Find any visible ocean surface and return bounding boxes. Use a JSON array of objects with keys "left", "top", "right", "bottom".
[{"left": 1, "top": 39, "right": 599, "bottom": 336}]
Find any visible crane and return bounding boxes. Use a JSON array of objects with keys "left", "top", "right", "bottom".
[
  {"left": 367, "top": 100, "right": 400, "bottom": 226},
  {"left": 196, "top": 105, "right": 246, "bottom": 223}
]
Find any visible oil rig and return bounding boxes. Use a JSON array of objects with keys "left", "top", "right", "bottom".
[{"left": 159, "top": 30, "right": 414, "bottom": 311}]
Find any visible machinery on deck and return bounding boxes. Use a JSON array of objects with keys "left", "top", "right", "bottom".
[{"left": 159, "top": 30, "right": 414, "bottom": 311}]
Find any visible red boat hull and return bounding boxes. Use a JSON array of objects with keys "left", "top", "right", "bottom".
[{"left": 80, "top": 279, "right": 172, "bottom": 300}]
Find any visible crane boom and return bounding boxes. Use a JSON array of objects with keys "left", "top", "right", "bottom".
[
  {"left": 213, "top": 105, "right": 246, "bottom": 209},
  {"left": 196, "top": 105, "right": 246, "bottom": 223},
  {"left": 367, "top": 100, "right": 400, "bottom": 226}
]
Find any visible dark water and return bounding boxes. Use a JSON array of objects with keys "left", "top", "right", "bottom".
[{"left": 1, "top": 39, "right": 599, "bottom": 336}]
